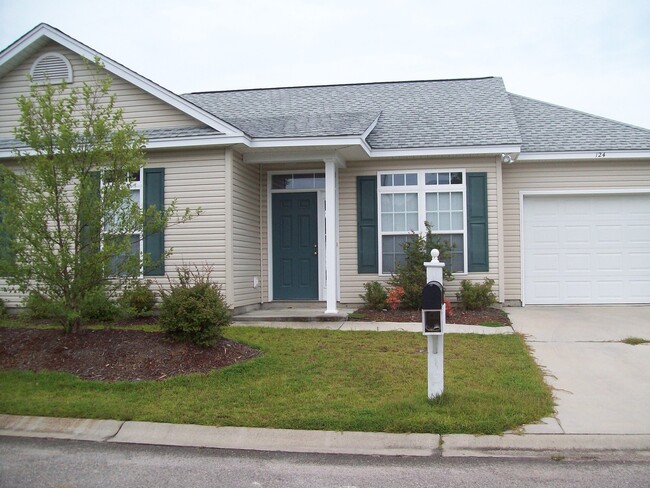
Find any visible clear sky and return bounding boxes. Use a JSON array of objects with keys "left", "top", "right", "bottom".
[{"left": 1, "top": 0, "right": 649, "bottom": 129}]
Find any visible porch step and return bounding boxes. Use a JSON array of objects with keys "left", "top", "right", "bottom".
[
  {"left": 260, "top": 301, "right": 328, "bottom": 310},
  {"left": 233, "top": 305, "right": 358, "bottom": 323}
]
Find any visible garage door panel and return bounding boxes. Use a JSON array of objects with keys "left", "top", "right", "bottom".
[
  {"left": 565, "top": 281, "right": 591, "bottom": 300},
  {"left": 566, "top": 253, "right": 590, "bottom": 271},
  {"left": 627, "top": 280, "right": 650, "bottom": 300},
  {"left": 628, "top": 252, "right": 650, "bottom": 269},
  {"left": 629, "top": 225, "right": 650, "bottom": 243},
  {"left": 523, "top": 193, "right": 650, "bottom": 304},
  {"left": 566, "top": 226, "right": 590, "bottom": 244}
]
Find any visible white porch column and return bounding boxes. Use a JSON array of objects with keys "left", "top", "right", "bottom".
[{"left": 324, "top": 160, "right": 338, "bottom": 313}]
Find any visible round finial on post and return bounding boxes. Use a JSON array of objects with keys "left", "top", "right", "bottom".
[{"left": 430, "top": 249, "right": 440, "bottom": 263}]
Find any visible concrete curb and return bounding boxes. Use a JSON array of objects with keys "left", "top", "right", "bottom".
[
  {"left": 2, "top": 414, "right": 650, "bottom": 459},
  {"left": 443, "top": 433, "right": 650, "bottom": 458},
  {"left": 0, "top": 414, "right": 122, "bottom": 442},
  {"left": 110, "top": 421, "right": 440, "bottom": 457}
]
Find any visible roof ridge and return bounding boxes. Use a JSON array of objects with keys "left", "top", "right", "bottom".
[
  {"left": 184, "top": 76, "right": 497, "bottom": 96},
  {"left": 508, "top": 92, "right": 650, "bottom": 134}
]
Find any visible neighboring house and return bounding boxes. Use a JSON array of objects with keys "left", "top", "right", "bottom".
[{"left": 1, "top": 24, "right": 649, "bottom": 313}]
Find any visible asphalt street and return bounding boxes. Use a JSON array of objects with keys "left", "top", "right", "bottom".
[{"left": 2, "top": 436, "right": 649, "bottom": 488}]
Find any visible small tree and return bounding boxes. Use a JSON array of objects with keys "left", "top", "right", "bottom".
[
  {"left": 0, "top": 61, "right": 193, "bottom": 332},
  {"left": 387, "top": 223, "right": 453, "bottom": 310}
]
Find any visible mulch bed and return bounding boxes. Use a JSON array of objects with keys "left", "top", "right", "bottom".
[
  {"left": 349, "top": 307, "right": 511, "bottom": 326},
  {"left": 0, "top": 328, "right": 260, "bottom": 382},
  {"left": 1, "top": 308, "right": 508, "bottom": 383}
]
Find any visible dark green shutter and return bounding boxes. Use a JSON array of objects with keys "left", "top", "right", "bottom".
[
  {"left": 144, "top": 168, "right": 165, "bottom": 276},
  {"left": 80, "top": 171, "right": 101, "bottom": 261},
  {"left": 357, "top": 176, "right": 378, "bottom": 273},
  {"left": 466, "top": 172, "right": 488, "bottom": 272},
  {"left": 0, "top": 174, "right": 14, "bottom": 273}
]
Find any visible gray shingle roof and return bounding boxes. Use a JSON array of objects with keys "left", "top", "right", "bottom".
[
  {"left": 509, "top": 93, "right": 650, "bottom": 153},
  {"left": 183, "top": 77, "right": 523, "bottom": 149},
  {"left": 143, "top": 126, "right": 223, "bottom": 139},
  {"left": 223, "top": 111, "right": 380, "bottom": 138}
]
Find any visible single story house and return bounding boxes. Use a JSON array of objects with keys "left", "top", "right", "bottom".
[{"left": 1, "top": 24, "right": 649, "bottom": 314}]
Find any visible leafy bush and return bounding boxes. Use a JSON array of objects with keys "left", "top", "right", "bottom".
[
  {"left": 79, "top": 287, "right": 120, "bottom": 321},
  {"left": 120, "top": 280, "right": 156, "bottom": 317},
  {"left": 456, "top": 278, "right": 497, "bottom": 310},
  {"left": 388, "top": 223, "right": 453, "bottom": 310},
  {"left": 159, "top": 265, "right": 231, "bottom": 346},
  {"left": 23, "top": 292, "right": 67, "bottom": 320},
  {"left": 0, "top": 297, "right": 7, "bottom": 317},
  {"left": 386, "top": 286, "right": 404, "bottom": 310},
  {"left": 359, "top": 281, "right": 387, "bottom": 310}
]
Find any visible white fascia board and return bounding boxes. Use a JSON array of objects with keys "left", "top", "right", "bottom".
[
  {"left": 0, "top": 24, "right": 244, "bottom": 137},
  {"left": 249, "top": 135, "right": 371, "bottom": 155},
  {"left": 361, "top": 114, "right": 380, "bottom": 140},
  {"left": 517, "top": 150, "right": 650, "bottom": 161},
  {"left": 369, "top": 144, "right": 521, "bottom": 159},
  {"left": 244, "top": 149, "right": 341, "bottom": 164},
  {"left": 146, "top": 135, "right": 249, "bottom": 149}
]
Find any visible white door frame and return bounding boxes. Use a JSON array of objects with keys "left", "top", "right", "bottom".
[{"left": 267, "top": 171, "right": 326, "bottom": 301}]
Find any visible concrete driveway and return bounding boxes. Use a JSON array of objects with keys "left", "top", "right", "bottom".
[{"left": 506, "top": 306, "right": 650, "bottom": 435}]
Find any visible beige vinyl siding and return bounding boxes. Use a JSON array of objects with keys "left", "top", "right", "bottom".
[
  {"left": 229, "top": 150, "right": 262, "bottom": 309},
  {"left": 0, "top": 148, "right": 228, "bottom": 309},
  {"left": 338, "top": 157, "right": 500, "bottom": 304},
  {"left": 0, "top": 41, "right": 202, "bottom": 138},
  {"left": 146, "top": 148, "right": 227, "bottom": 293},
  {"left": 501, "top": 159, "right": 650, "bottom": 303}
]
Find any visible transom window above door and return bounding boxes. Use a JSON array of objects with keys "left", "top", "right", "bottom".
[
  {"left": 272, "top": 173, "right": 325, "bottom": 190},
  {"left": 377, "top": 170, "right": 467, "bottom": 274}
]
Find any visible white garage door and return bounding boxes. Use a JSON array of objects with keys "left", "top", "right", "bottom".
[{"left": 523, "top": 193, "right": 650, "bottom": 305}]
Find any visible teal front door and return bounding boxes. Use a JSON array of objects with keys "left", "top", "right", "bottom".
[{"left": 272, "top": 192, "right": 319, "bottom": 300}]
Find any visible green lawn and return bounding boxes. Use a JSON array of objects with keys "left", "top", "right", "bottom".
[{"left": 0, "top": 326, "right": 553, "bottom": 434}]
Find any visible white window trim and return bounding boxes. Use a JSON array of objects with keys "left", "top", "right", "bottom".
[
  {"left": 377, "top": 169, "right": 468, "bottom": 275},
  {"left": 100, "top": 168, "right": 144, "bottom": 277}
]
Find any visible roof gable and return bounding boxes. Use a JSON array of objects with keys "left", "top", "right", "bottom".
[{"left": 0, "top": 23, "right": 243, "bottom": 138}]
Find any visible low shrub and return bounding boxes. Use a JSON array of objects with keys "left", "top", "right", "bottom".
[
  {"left": 159, "top": 265, "right": 231, "bottom": 346},
  {"left": 0, "top": 297, "right": 7, "bottom": 317},
  {"left": 79, "top": 287, "right": 120, "bottom": 321},
  {"left": 120, "top": 280, "right": 156, "bottom": 317},
  {"left": 386, "top": 286, "right": 404, "bottom": 310},
  {"left": 456, "top": 278, "right": 497, "bottom": 310},
  {"left": 388, "top": 223, "right": 453, "bottom": 310},
  {"left": 359, "top": 281, "right": 387, "bottom": 310},
  {"left": 23, "top": 292, "right": 66, "bottom": 320}
]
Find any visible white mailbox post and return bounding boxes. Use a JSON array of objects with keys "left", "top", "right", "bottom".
[{"left": 423, "top": 249, "right": 446, "bottom": 399}]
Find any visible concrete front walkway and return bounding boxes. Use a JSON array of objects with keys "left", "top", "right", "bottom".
[{"left": 507, "top": 305, "right": 650, "bottom": 435}]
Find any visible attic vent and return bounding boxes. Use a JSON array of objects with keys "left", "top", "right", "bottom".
[{"left": 30, "top": 52, "right": 73, "bottom": 84}]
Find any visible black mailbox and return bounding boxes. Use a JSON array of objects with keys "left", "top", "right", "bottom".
[{"left": 422, "top": 281, "right": 445, "bottom": 335}]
